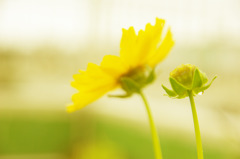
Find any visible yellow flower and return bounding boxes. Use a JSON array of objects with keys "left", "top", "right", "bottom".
[{"left": 68, "top": 18, "right": 174, "bottom": 112}]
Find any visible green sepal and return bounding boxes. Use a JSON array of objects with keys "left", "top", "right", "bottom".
[
  {"left": 121, "top": 77, "right": 141, "bottom": 94},
  {"left": 109, "top": 66, "right": 157, "bottom": 99},
  {"left": 162, "top": 85, "right": 177, "bottom": 97},
  {"left": 193, "top": 75, "right": 217, "bottom": 94},
  {"left": 169, "top": 77, "right": 188, "bottom": 96},
  {"left": 145, "top": 68, "right": 156, "bottom": 85},
  {"left": 200, "top": 71, "right": 208, "bottom": 84},
  {"left": 192, "top": 68, "right": 203, "bottom": 89},
  {"left": 108, "top": 93, "right": 132, "bottom": 98}
]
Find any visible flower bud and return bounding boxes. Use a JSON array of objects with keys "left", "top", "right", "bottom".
[{"left": 162, "top": 64, "right": 216, "bottom": 98}]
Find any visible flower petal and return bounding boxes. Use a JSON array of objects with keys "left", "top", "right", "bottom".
[
  {"left": 120, "top": 27, "right": 138, "bottom": 68},
  {"left": 67, "top": 83, "right": 118, "bottom": 112},
  {"left": 69, "top": 63, "right": 119, "bottom": 112},
  {"left": 120, "top": 18, "right": 171, "bottom": 68},
  {"left": 100, "top": 55, "right": 130, "bottom": 79},
  {"left": 136, "top": 18, "right": 165, "bottom": 65},
  {"left": 147, "top": 28, "right": 174, "bottom": 67}
]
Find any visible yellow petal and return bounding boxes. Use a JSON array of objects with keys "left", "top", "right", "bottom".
[
  {"left": 100, "top": 55, "right": 130, "bottom": 79},
  {"left": 120, "top": 18, "right": 167, "bottom": 68},
  {"left": 136, "top": 18, "right": 165, "bottom": 65},
  {"left": 120, "top": 27, "right": 138, "bottom": 68},
  {"left": 67, "top": 82, "right": 118, "bottom": 112},
  {"left": 69, "top": 62, "right": 119, "bottom": 112},
  {"left": 73, "top": 63, "right": 114, "bottom": 84},
  {"left": 147, "top": 28, "right": 174, "bottom": 67}
]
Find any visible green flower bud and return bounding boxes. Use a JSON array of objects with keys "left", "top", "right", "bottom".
[{"left": 162, "top": 64, "right": 216, "bottom": 98}]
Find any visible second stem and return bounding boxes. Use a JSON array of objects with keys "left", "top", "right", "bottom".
[{"left": 188, "top": 90, "right": 204, "bottom": 159}]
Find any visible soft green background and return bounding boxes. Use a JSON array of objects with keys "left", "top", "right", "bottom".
[{"left": 0, "top": 110, "right": 238, "bottom": 159}]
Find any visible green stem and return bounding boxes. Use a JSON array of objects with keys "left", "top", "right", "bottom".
[
  {"left": 188, "top": 90, "right": 204, "bottom": 159},
  {"left": 139, "top": 91, "right": 162, "bottom": 159}
]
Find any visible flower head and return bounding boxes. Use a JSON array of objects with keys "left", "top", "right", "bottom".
[
  {"left": 162, "top": 64, "right": 216, "bottom": 98},
  {"left": 68, "top": 18, "right": 174, "bottom": 112}
]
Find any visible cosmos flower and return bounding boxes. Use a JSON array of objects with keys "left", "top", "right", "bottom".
[{"left": 68, "top": 18, "right": 174, "bottom": 112}]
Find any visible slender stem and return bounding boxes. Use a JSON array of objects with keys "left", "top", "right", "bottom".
[
  {"left": 188, "top": 90, "right": 204, "bottom": 159},
  {"left": 139, "top": 91, "right": 162, "bottom": 159}
]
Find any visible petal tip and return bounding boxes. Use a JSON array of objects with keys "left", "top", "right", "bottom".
[
  {"left": 66, "top": 104, "right": 76, "bottom": 113},
  {"left": 155, "top": 17, "right": 165, "bottom": 24}
]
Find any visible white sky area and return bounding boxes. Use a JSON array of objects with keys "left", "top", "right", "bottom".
[
  {"left": 0, "top": 0, "right": 89, "bottom": 50},
  {"left": 0, "top": 0, "right": 239, "bottom": 52}
]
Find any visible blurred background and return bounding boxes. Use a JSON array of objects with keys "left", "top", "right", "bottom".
[{"left": 0, "top": 0, "right": 240, "bottom": 158}]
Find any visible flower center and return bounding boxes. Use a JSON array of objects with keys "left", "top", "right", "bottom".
[
  {"left": 123, "top": 66, "right": 146, "bottom": 83},
  {"left": 119, "top": 65, "right": 155, "bottom": 91}
]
